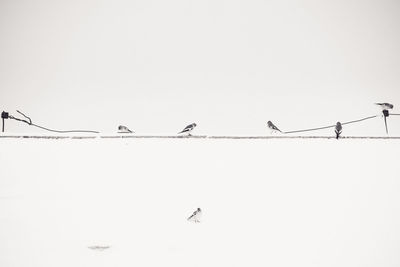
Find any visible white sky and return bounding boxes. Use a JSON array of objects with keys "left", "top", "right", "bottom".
[{"left": 0, "top": 0, "right": 399, "bottom": 135}]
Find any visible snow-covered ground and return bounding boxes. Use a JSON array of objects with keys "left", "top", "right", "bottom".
[{"left": 0, "top": 137, "right": 399, "bottom": 267}]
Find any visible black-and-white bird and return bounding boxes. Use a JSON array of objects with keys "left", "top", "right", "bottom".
[
  {"left": 375, "top": 103, "right": 393, "bottom": 134},
  {"left": 267, "top": 121, "right": 281, "bottom": 133},
  {"left": 335, "top": 122, "right": 342, "bottom": 139},
  {"left": 178, "top": 123, "right": 197, "bottom": 136},
  {"left": 375, "top": 103, "right": 394, "bottom": 110},
  {"left": 118, "top": 125, "right": 133, "bottom": 133},
  {"left": 187, "top": 208, "right": 202, "bottom": 223}
]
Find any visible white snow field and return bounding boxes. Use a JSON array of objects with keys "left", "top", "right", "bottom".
[{"left": 0, "top": 137, "right": 399, "bottom": 267}]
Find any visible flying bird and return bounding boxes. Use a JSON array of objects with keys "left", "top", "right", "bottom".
[
  {"left": 187, "top": 208, "right": 202, "bottom": 223},
  {"left": 178, "top": 123, "right": 197, "bottom": 136},
  {"left": 118, "top": 125, "right": 133, "bottom": 133},
  {"left": 335, "top": 122, "right": 342, "bottom": 139},
  {"left": 375, "top": 103, "right": 394, "bottom": 110},
  {"left": 267, "top": 121, "right": 281, "bottom": 133}
]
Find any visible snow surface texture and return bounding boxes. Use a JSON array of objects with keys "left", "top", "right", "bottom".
[{"left": 0, "top": 138, "right": 399, "bottom": 267}]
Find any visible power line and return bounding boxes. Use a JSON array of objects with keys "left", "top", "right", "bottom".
[
  {"left": 6, "top": 110, "right": 99, "bottom": 134},
  {"left": 340, "top": 115, "right": 378, "bottom": 125},
  {"left": 1, "top": 110, "right": 399, "bottom": 135},
  {"left": 283, "top": 115, "right": 378, "bottom": 134},
  {"left": 29, "top": 123, "right": 99, "bottom": 134},
  {"left": 283, "top": 124, "right": 336, "bottom": 134}
]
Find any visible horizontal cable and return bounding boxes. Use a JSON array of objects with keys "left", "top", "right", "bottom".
[
  {"left": 8, "top": 112, "right": 99, "bottom": 134},
  {"left": 283, "top": 115, "right": 378, "bottom": 134}
]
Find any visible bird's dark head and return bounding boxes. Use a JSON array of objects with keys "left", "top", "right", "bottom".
[
  {"left": 197, "top": 208, "right": 201, "bottom": 211},
  {"left": 193, "top": 123, "right": 197, "bottom": 127},
  {"left": 267, "top": 121, "right": 272, "bottom": 126},
  {"left": 336, "top": 122, "right": 341, "bottom": 126}
]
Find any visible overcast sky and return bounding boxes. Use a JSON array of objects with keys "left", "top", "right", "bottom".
[{"left": 0, "top": 0, "right": 399, "bottom": 135}]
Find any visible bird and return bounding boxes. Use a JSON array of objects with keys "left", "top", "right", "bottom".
[
  {"left": 375, "top": 103, "right": 393, "bottom": 134},
  {"left": 118, "top": 125, "right": 133, "bottom": 133},
  {"left": 335, "top": 122, "right": 342, "bottom": 139},
  {"left": 375, "top": 103, "right": 394, "bottom": 110},
  {"left": 178, "top": 123, "right": 197, "bottom": 136},
  {"left": 187, "top": 208, "right": 202, "bottom": 223},
  {"left": 267, "top": 121, "right": 281, "bottom": 133}
]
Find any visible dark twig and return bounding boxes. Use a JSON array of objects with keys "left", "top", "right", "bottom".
[{"left": 16, "top": 110, "right": 32, "bottom": 124}]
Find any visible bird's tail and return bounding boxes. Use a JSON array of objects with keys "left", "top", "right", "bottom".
[
  {"left": 178, "top": 129, "right": 191, "bottom": 134},
  {"left": 335, "top": 130, "right": 341, "bottom": 139}
]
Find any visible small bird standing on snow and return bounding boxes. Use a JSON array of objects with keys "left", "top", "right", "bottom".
[
  {"left": 118, "top": 125, "right": 133, "bottom": 133},
  {"left": 335, "top": 122, "right": 342, "bottom": 139},
  {"left": 267, "top": 121, "right": 281, "bottom": 133},
  {"left": 178, "top": 123, "right": 197, "bottom": 136},
  {"left": 187, "top": 208, "right": 202, "bottom": 223},
  {"left": 375, "top": 103, "right": 394, "bottom": 110}
]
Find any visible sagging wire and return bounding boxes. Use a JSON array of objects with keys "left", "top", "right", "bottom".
[
  {"left": 283, "top": 123, "right": 336, "bottom": 134},
  {"left": 5, "top": 110, "right": 99, "bottom": 134},
  {"left": 268, "top": 103, "right": 398, "bottom": 135},
  {"left": 281, "top": 115, "right": 379, "bottom": 134}
]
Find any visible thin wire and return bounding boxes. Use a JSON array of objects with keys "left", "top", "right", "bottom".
[
  {"left": 30, "top": 123, "right": 99, "bottom": 134},
  {"left": 8, "top": 115, "right": 30, "bottom": 125},
  {"left": 16, "top": 110, "right": 32, "bottom": 124},
  {"left": 8, "top": 113, "right": 99, "bottom": 134},
  {"left": 5, "top": 110, "right": 399, "bottom": 135},
  {"left": 340, "top": 115, "right": 378, "bottom": 125},
  {"left": 283, "top": 124, "right": 335, "bottom": 134},
  {"left": 283, "top": 115, "right": 378, "bottom": 134}
]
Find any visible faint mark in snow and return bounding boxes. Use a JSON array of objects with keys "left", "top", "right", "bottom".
[
  {"left": 88, "top": 246, "right": 111, "bottom": 251},
  {"left": 187, "top": 208, "right": 202, "bottom": 223}
]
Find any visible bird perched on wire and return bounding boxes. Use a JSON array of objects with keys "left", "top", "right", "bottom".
[
  {"left": 335, "top": 122, "right": 342, "bottom": 139},
  {"left": 118, "top": 125, "right": 133, "bottom": 133},
  {"left": 375, "top": 103, "right": 394, "bottom": 134},
  {"left": 187, "top": 208, "right": 202, "bottom": 223},
  {"left": 178, "top": 123, "right": 197, "bottom": 136},
  {"left": 375, "top": 103, "right": 394, "bottom": 110},
  {"left": 267, "top": 121, "right": 281, "bottom": 133}
]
